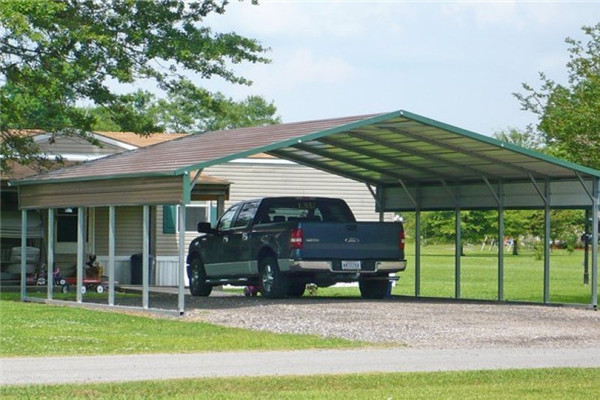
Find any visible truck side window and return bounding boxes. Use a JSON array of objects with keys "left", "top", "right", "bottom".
[
  {"left": 217, "top": 205, "right": 239, "bottom": 231},
  {"left": 233, "top": 201, "right": 259, "bottom": 228}
]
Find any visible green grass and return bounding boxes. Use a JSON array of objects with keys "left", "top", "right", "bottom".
[
  {"left": 315, "top": 244, "right": 597, "bottom": 304},
  {"left": 0, "top": 292, "right": 365, "bottom": 357},
  {"left": 2, "top": 368, "right": 599, "bottom": 399}
]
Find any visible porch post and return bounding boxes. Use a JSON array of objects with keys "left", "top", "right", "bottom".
[
  {"left": 20, "top": 210, "right": 27, "bottom": 301},
  {"left": 108, "top": 206, "right": 116, "bottom": 306},
  {"left": 76, "top": 207, "right": 85, "bottom": 303},
  {"left": 142, "top": 205, "right": 150, "bottom": 309},
  {"left": 47, "top": 209, "right": 55, "bottom": 300},
  {"left": 216, "top": 195, "right": 225, "bottom": 219}
]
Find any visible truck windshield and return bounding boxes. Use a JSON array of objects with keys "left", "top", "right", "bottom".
[{"left": 262, "top": 198, "right": 356, "bottom": 223}]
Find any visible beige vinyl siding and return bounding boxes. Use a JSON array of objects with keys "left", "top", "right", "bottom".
[
  {"left": 155, "top": 204, "right": 210, "bottom": 256},
  {"left": 95, "top": 206, "right": 143, "bottom": 256},
  {"left": 204, "top": 159, "right": 391, "bottom": 221}
]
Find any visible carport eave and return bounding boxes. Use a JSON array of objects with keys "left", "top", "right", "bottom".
[{"left": 9, "top": 170, "right": 182, "bottom": 187}]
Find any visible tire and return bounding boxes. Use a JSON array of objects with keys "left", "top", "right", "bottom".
[
  {"left": 359, "top": 278, "right": 389, "bottom": 299},
  {"left": 287, "top": 282, "right": 306, "bottom": 297},
  {"left": 259, "top": 256, "right": 287, "bottom": 299},
  {"left": 96, "top": 285, "right": 104, "bottom": 294},
  {"left": 188, "top": 257, "right": 212, "bottom": 297}
]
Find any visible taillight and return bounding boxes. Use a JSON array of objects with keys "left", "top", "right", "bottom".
[
  {"left": 290, "top": 228, "right": 303, "bottom": 249},
  {"left": 399, "top": 230, "right": 405, "bottom": 250}
]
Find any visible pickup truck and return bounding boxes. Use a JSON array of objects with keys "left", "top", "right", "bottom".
[{"left": 186, "top": 197, "right": 407, "bottom": 299}]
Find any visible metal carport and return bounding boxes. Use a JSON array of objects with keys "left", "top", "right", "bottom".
[{"left": 12, "top": 110, "right": 600, "bottom": 312}]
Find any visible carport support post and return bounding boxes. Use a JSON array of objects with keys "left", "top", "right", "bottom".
[
  {"left": 108, "top": 206, "right": 115, "bottom": 306},
  {"left": 77, "top": 207, "right": 86, "bottom": 303},
  {"left": 592, "top": 178, "right": 599, "bottom": 309},
  {"left": 47, "top": 209, "right": 55, "bottom": 300},
  {"left": 20, "top": 210, "right": 27, "bottom": 301},
  {"left": 415, "top": 207, "right": 421, "bottom": 297},
  {"left": 142, "top": 205, "right": 150, "bottom": 309},
  {"left": 178, "top": 204, "right": 186, "bottom": 314},
  {"left": 543, "top": 181, "right": 551, "bottom": 304},
  {"left": 455, "top": 207, "right": 461, "bottom": 299},
  {"left": 584, "top": 209, "right": 590, "bottom": 285},
  {"left": 498, "top": 184, "right": 505, "bottom": 301}
]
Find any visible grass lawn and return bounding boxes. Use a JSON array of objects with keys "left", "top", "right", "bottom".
[
  {"left": 0, "top": 292, "right": 365, "bottom": 358},
  {"left": 315, "top": 244, "right": 596, "bottom": 304},
  {"left": 2, "top": 368, "right": 599, "bottom": 399}
]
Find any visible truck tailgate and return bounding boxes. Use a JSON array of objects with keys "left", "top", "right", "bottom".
[{"left": 298, "top": 222, "right": 403, "bottom": 260}]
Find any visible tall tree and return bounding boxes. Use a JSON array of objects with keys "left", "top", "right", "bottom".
[
  {"left": 514, "top": 23, "right": 600, "bottom": 169},
  {"left": 152, "top": 80, "right": 280, "bottom": 133},
  {"left": 492, "top": 128, "right": 544, "bottom": 152},
  {"left": 0, "top": 0, "right": 269, "bottom": 172}
]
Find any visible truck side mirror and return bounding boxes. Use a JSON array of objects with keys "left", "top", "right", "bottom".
[{"left": 197, "top": 222, "right": 215, "bottom": 234}]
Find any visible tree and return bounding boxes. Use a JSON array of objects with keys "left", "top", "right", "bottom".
[
  {"left": 492, "top": 128, "right": 544, "bottom": 152},
  {"left": 0, "top": 0, "right": 269, "bottom": 173},
  {"left": 514, "top": 23, "right": 600, "bottom": 169},
  {"left": 152, "top": 80, "right": 280, "bottom": 133},
  {"left": 86, "top": 85, "right": 280, "bottom": 133}
]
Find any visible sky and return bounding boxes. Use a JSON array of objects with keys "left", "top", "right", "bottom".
[{"left": 196, "top": 0, "right": 599, "bottom": 136}]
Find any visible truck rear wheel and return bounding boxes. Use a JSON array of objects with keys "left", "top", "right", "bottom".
[
  {"left": 189, "top": 257, "right": 212, "bottom": 297},
  {"left": 259, "top": 256, "right": 287, "bottom": 299},
  {"left": 359, "top": 278, "right": 389, "bottom": 299}
]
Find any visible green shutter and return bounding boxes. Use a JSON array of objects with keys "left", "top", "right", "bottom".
[{"left": 163, "top": 205, "right": 176, "bottom": 234}]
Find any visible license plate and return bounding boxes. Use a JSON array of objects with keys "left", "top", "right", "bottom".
[{"left": 341, "top": 260, "right": 361, "bottom": 271}]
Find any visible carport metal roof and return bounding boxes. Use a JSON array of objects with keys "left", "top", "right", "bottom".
[{"left": 13, "top": 110, "right": 600, "bottom": 210}]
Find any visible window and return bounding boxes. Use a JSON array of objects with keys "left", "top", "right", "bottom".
[
  {"left": 233, "top": 201, "right": 259, "bottom": 228},
  {"left": 177, "top": 203, "right": 209, "bottom": 232},
  {"left": 217, "top": 205, "right": 239, "bottom": 231},
  {"left": 56, "top": 208, "right": 78, "bottom": 242},
  {"left": 262, "top": 198, "right": 355, "bottom": 223}
]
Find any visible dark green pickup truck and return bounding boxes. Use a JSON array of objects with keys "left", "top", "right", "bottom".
[{"left": 187, "top": 197, "right": 407, "bottom": 299}]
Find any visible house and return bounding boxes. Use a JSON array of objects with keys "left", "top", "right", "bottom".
[
  {"left": 2, "top": 131, "right": 387, "bottom": 285},
  {"left": 1, "top": 131, "right": 188, "bottom": 283}
]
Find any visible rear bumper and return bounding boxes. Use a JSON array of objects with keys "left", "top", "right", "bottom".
[{"left": 282, "top": 259, "right": 407, "bottom": 273}]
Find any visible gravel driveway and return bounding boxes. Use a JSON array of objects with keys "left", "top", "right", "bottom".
[{"left": 174, "top": 292, "right": 600, "bottom": 349}]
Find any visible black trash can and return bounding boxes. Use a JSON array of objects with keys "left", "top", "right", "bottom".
[{"left": 130, "top": 254, "right": 155, "bottom": 285}]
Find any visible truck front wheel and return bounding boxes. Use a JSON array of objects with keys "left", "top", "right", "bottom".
[
  {"left": 189, "top": 257, "right": 213, "bottom": 297},
  {"left": 359, "top": 278, "right": 389, "bottom": 299},
  {"left": 259, "top": 256, "right": 287, "bottom": 299}
]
